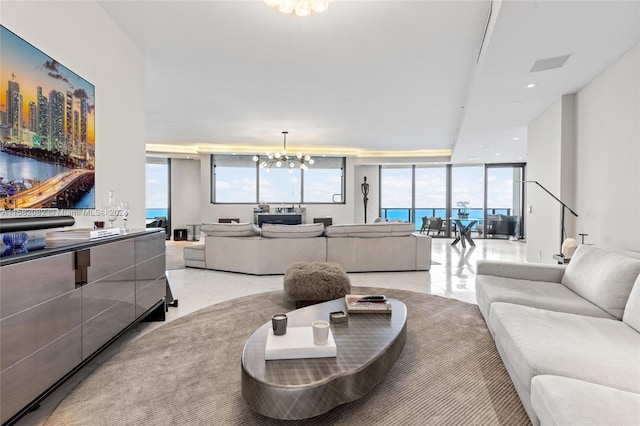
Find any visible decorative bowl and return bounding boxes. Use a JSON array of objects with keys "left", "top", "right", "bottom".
[{"left": 3, "top": 232, "right": 29, "bottom": 248}]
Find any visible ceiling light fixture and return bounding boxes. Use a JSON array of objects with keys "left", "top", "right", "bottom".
[
  {"left": 526, "top": 83, "right": 536, "bottom": 88},
  {"left": 253, "top": 131, "right": 314, "bottom": 172},
  {"left": 264, "top": 0, "right": 332, "bottom": 16}
]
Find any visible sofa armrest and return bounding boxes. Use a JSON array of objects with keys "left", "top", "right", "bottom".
[{"left": 476, "top": 260, "right": 566, "bottom": 283}]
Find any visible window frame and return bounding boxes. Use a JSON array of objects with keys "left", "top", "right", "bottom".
[{"left": 211, "top": 154, "right": 346, "bottom": 205}]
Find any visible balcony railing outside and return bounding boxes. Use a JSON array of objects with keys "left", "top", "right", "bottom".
[{"left": 380, "top": 208, "right": 513, "bottom": 232}]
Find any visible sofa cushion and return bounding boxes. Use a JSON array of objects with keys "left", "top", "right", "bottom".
[
  {"left": 561, "top": 245, "right": 640, "bottom": 319},
  {"left": 200, "top": 222, "right": 260, "bottom": 237},
  {"left": 475, "top": 275, "right": 613, "bottom": 326},
  {"left": 261, "top": 223, "right": 325, "bottom": 238},
  {"left": 476, "top": 260, "right": 566, "bottom": 283},
  {"left": 623, "top": 276, "right": 640, "bottom": 332},
  {"left": 204, "top": 235, "right": 327, "bottom": 274},
  {"left": 531, "top": 375, "right": 640, "bottom": 426},
  {"left": 325, "top": 223, "right": 415, "bottom": 238},
  {"left": 183, "top": 244, "right": 205, "bottom": 261},
  {"left": 489, "top": 302, "right": 640, "bottom": 395}
]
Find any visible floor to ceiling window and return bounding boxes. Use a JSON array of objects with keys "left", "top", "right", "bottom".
[
  {"left": 379, "top": 163, "right": 526, "bottom": 238},
  {"left": 380, "top": 166, "right": 413, "bottom": 222},
  {"left": 451, "top": 165, "right": 484, "bottom": 221},
  {"left": 486, "top": 164, "right": 525, "bottom": 238},
  {"left": 415, "top": 165, "right": 447, "bottom": 219},
  {"left": 145, "top": 157, "right": 170, "bottom": 234}
]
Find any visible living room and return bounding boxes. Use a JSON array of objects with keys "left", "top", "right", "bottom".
[
  {"left": 2, "top": 1, "right": 638, "bottom": 256},
  {"left": 1, "top": 1, "right": 639, "bottom": 425}
]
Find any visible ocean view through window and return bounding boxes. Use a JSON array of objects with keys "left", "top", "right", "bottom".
[
  {"left": 146, "top": 158, "right": 169, "bottom": 220},
  {"left": 380, "top": 163, "right": 525, "bottom": 238}
]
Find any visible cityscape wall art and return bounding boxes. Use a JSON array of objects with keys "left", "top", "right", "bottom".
[{"left": 0, "top": 25, "right": 95, "bottom": 210}]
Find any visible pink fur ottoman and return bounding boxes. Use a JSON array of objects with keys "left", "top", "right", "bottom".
[{"left": 283, "top": 262, "right": 351, "bottom": 308}]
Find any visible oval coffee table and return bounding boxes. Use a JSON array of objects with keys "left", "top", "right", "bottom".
[{"left": 241, "top": 298, "right": 407, "bottom": 420}]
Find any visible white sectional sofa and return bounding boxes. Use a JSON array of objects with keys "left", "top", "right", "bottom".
[
  {"left": 184, "top": 222, "right": 432, "bottom": 275},
  {"left": 475, "top": 245, "right": 640, "bottom": 425}
]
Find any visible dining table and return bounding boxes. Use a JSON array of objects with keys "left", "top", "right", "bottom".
[{"left": 450, "top": 218, "right": 478, "bottom": 248}]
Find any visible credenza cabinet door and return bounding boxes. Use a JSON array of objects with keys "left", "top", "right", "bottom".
[
  {"left": 82, "top": 239, "right": 136, "bottom": 359},
  {"left": 0, "top": 253, "right": 81, "bottom": 424},
  {"left": 134, "top": 232, "right": 166, "bottom": 317},
  {"left": 0, "top": 230, "right": 166, "bottom": 424}
]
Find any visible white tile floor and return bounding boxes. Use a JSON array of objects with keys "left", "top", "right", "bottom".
[{"left": 15, "top": 237, "right": 526, "bottom": 426}]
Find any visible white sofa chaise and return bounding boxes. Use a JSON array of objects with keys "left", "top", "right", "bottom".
[
  {"left": 184, "top": 222, "right": 432, "bottom": 275},
  {"left": 475, "top": 245, "right": 640, "bottom": 426}
]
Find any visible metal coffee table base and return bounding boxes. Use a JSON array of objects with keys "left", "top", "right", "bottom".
[{"left": 241, "top": 299, "right": 407, "bottom": 420}]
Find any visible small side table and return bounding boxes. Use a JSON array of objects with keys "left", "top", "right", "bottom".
[{"left": 186, "top": 224, "right": 200, "bottom": 241}]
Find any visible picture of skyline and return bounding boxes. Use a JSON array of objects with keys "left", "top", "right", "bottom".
[{"left": 0, "top": 25, "right": 96, "bottom": 209}]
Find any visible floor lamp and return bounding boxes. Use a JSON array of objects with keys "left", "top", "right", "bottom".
[{"left": 521, "top": 180, "right": 579, "bottom": 254}]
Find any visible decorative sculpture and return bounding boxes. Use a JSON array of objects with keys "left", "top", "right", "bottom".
[{"left": 361, "top": 177, "right": 369, "bottom": 223}]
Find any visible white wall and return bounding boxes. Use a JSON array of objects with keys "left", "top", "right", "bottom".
[
  {"left": 527, "top": 43, "right": 640, "bottom": 260},
  {"left": 575, "top": 44, "right": 640, "bottom": 252},
  {"left": 1, "top": 1, "right": 146, "bottom": 229},
  {"left": 170, "top": 158, "right": 201, "bottom": 238},
  {"left": 526, "top": 99, "right": 564, "bottom": 262}
]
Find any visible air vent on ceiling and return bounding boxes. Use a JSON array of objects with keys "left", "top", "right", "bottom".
[{"left": 530, "top": 54, "right": 571, "bottom": 72}]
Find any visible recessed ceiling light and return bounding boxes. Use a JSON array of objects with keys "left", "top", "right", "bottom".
[
  {"left": 512, "top": 137, "right": 520, "bottom": 141},
  {"left": 495, "top": 153, "right": 501, "bottom": 156},
  {"left": 527, "top": 83, "right": 536, "bottom": 89}
]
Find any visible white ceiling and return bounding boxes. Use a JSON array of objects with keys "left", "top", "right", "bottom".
[{"left": 98, "top": 0, "right": 640, "bottom": 163}]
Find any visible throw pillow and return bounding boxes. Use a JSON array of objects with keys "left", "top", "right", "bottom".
[
  {"left": 561, "top": 245, "right": 640, "bottom": 320},
  {"left": 261, "top": 223, "right": 325, "bottom": 238}
]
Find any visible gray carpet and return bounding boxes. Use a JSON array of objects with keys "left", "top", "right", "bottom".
[{"left": 45, "top": 287, "right": 530, "bottom": 425}]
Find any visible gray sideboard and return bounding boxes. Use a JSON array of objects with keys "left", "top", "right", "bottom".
[{"left": 0, "top": 229, "right": 166, "bottom": 425}]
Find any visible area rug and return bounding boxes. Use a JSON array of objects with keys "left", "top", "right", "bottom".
[{"left": 45, "top": 287, "right": 530, "bottom": 426}]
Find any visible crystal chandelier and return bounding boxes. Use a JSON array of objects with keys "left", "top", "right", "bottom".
[
  {"left": 253, "top": 131, "right": 314, "bottom": 171},
  {"left": 264, "top": 0, "right": 332, "bottom": 17}
]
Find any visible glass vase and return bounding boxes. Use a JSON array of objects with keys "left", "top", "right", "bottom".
[
  {"left": 119, "top": 201, "right": 129, "bottom": 232},
  {"left": 104, "top": 190, "right": 119, "bottom": 229}
]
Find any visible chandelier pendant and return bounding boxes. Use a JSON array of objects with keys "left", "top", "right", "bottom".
[
  {"left": 253, "top": 131, "right": 314, "bottom": 172},
  {"left": 263, "top": 0, "right": 333, "bottom": 17}
]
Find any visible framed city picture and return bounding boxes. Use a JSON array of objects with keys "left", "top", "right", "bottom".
[{"left": 0, "top": 25, "right": 95, "bottom": 209}]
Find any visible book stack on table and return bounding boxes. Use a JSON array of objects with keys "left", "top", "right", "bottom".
[
  {"left": 344, "top": 294, "right": 392, "bottom": 314},
  {"left": 46, "top": 228, "right": 121, "bottom": 242}
]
